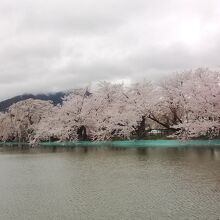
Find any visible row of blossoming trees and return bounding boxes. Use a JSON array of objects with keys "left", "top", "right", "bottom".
[{"left": 0, "top": 68, "right": 219, "bottom": 143}]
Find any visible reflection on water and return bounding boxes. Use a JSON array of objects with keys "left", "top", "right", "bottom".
[{"left": 0, "top": 145, "right": 220, "bottom": 220}]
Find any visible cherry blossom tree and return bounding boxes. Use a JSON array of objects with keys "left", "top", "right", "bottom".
[
  {"left": 0, "top": 112, "right": 15, "bottom": 141},
  {"left": 0, "top": 99, "right": 54, "bottom": 142},
  {"left": 172, "top": 68, "right": 220, "bottom": 138},
  {"left": 34, "top": 88, "right": 94, "bottom": 141},
  {"left": 0, "top": 68, "right": 219, "bottom": 142}
]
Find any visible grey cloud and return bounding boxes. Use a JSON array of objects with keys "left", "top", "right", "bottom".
[
  {"left": 17, "top": 0, "right": 149, "bottom": 34},
  {"left": 1, "top": 0, "right": 220, "bottom": 100}
]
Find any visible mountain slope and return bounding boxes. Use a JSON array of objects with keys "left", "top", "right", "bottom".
[{"left": 0, "top": 92, "right": 66, "bottom": 112}]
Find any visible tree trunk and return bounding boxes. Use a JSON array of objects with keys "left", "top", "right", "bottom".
[
  {"left": 148, "top": 115, "right": 177, "bottom": 131},
  {"left": 136, "top": 116, "right": 146, "bottom": 138},
  {"left": 77, "top": 126, "right": 87, "bottom": 140}
]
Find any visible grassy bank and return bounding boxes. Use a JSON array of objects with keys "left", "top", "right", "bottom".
[
  {"left": 40, "top": 139, "right": 220, "bottom": 148},
  {"left": 1, "top": 139, "right": 220, "bottom": 148}
]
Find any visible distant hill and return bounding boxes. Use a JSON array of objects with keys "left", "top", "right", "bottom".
[{"left": 0, "top": 92, "right": 67, "bottom": 112}]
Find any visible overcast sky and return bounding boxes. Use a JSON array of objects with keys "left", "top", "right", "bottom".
[{"left": 0, "top": 0, "right": 220, "bottom": 100}]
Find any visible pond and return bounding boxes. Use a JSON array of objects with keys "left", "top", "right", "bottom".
[{"left": 0, "top": 144, "right": 220, "bottom": 219}]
